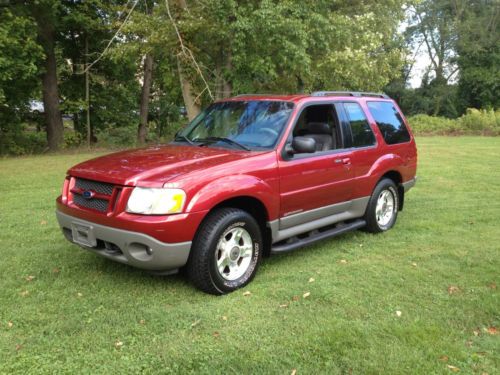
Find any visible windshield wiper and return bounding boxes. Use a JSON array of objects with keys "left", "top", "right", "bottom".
[
  {"left": 174, "top": 134, "right": 195, "bottom": 145},
  {"left": 196, "top": 137, "right": 251, "bottom": 151}
]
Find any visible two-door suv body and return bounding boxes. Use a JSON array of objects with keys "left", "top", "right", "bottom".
[{"left": 56, "top": 91, "right": 417, "bottom": 294}]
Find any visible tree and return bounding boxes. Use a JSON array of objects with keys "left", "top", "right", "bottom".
[
  {"left": 29, "top": 1, "right": 65, "bottom": 151},
  {"left": 406, "top": 0, "right": 460, "bottom": 115},
  {"left": 0, "top": 7, "right": 43, "bottom": 154},
  {"left": 456, "top": 0, "right": 500, "bottom": 110},
  {"left": 164, "top": 0, "right": 407, "bottom": 107}
]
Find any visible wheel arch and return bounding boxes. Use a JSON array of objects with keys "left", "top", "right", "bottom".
[
  {"left": 196, "top": 195, "right": 273, "bottom": 257},
  {"left": 214, "top": 196, "right": 272, "bottom": 257},
  {"left": 379, "top": 170, "right": 405, "bottom": 211}
]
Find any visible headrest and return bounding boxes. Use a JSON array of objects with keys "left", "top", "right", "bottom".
[{"left": 307, "top": 122, "right": 331, "bottom": 135}]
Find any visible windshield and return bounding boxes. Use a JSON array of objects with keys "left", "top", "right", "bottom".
[{"left": 178, "top": 100, "right": 294, "bottom": 150}]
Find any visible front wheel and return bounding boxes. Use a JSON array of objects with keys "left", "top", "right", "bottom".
[
  {"left": 187, "top": 208, "right": 262, "bottom": 295},
  {"left": 364, "top": 178, "right": 399, "bottom": 233}
]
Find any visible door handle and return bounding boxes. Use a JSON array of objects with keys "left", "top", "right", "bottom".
[{"left": 334, "top": 158, "right": 351, "bottom": 165}]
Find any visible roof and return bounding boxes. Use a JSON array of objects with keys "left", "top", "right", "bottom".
[{"left": 222, "top": 91, "right": 391, "bottom": 104}]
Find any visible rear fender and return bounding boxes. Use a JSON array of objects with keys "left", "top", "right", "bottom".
[{"left": 363, "top": 154, "right": 405, "bottom": 195}]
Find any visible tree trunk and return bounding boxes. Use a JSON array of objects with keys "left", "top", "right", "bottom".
[
  {"left": 174, "top": 0, "right": 200, "bottom": 121},
  {"left": 138, "top": 53, "right": 154, "bottom": 144},
  {"left": 177, "top": 57, "right": 200, "bottom": 121},
  {"left": 85, "top": 35, "right": 91, "bottom": 147},
  {"left": 33, "top": 8, "right": 64, "bottom": 151}
]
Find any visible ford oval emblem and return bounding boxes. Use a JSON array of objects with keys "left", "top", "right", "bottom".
[{"left": 82, "top": 190, "right": 95, "bottom": 199}]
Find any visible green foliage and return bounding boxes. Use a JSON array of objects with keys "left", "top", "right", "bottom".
[
  {"left": 2, "top": 0, "right": 498, "bottom": 156},
  {"left": 0, "top": 9, "right": 42, "bottom": 105},
  {"left": 179, "top": 0, "right": 407, "bottom": 96},
  {"left": 392, "top": 0, "right": 499, "bottom": 116},
  {"left": 456, "top": 0, "right": 500, "bottom": 111},
  {"left": 408, "top": 108, "right": 500, "bottom": 135},
  {"left": 95, "top": 125, "right": 138, "bottom": 148},
  {"left": 458, "top": 108, "right": 500, "bottom": 134},
  {"left": 388, "top": 84, "right": 460, "bottom": 118},
  {"left": 0, "top": 128, "right": 47, "bottom": 156},
  {"left": 0, "top": 8, "right": 44, "bottom": 155},
  {"left": 407, "top": 114, "right": 458, "bottom": 135},
  {"left": 62, "top": 131, "right": 83, "bottom": 149}
]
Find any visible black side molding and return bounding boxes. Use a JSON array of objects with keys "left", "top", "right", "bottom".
[{"left": 271, "top": 219, "right": 366, "bottom": 254}]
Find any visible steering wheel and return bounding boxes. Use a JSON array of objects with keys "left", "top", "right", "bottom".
[{"left": 257, "top": 128, "right": 279, "bottom": 138}]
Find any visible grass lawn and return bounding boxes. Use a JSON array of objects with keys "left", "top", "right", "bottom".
[{"left": 0, "top": 137, "right": 498, "bottom": 374}]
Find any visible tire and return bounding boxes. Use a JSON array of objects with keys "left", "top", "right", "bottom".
[
  {"left": 364, "top": 178, "right": 399, "bottom": 233},
  {"left": 187, "top": 208, "right": 263, "bottom": 295}
]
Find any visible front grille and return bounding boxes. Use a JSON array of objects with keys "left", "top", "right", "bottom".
[
  {"left": 73, "top": 194, "right": 110, "bottom": 212},
  {"left": 72, "top": 177, "right": 116, "bottom": 213},
  {"left": 75, "top": 178, "right": 114, "bottom": 196}
]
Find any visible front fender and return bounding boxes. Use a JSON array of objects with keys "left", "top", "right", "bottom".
[{"left": 185, "top": 174, "right": 280, "bottom": 220}]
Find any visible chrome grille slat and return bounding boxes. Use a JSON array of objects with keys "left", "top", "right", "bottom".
[
  {"left": 73, "top": 195, "right": 109, "bottom": 212},
  {"left": 74, "top": 178, "right": 114, "bottom": 196},
  {"left": 73, "top": 178, "right": 115, "bottom": 213}
]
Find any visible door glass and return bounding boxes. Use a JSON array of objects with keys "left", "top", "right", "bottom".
[{"left": 292, "top": 105, "right": 340, "bottom": 152}]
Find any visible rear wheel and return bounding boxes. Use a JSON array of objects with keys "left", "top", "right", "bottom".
[
  {"left": 364, "top": 178, "right": 399, "bottom": 233},
  {"left": 187, "top": 208, "right": 262, "bottom": 295}
]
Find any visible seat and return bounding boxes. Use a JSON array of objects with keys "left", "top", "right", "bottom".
[{"left": 305, "top": 122, "right": 335, "bottom": 151}]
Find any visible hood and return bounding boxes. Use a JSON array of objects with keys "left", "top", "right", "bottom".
[{"left": 68, "top": 144, "right": 262, "bottom": 186}]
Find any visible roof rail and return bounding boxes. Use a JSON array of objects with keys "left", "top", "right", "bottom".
[
  {"left": 234, "top": 94, "right": 275, "bottom": 97},
  {"left": 311, "top": 91, "right": 390, "bottom": 99}
]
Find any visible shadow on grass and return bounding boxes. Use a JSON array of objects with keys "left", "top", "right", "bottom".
[{"left": 56, "top": 228, "right": 367, "bottom": 295}]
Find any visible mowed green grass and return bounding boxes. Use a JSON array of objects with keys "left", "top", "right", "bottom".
[{"left": 0, "top": 137, "right": 498, "bottom": 374}]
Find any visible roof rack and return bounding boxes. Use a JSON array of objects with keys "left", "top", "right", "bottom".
[
  {"left": 234, "top": 94, "right": 276, "bottom": 97},
  {"left": 311, "top": 91, "right": 390, "bottom": 99}
]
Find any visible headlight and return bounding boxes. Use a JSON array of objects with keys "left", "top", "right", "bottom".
[{"left": 126, "top": 188, "right": 186, "bottom": 215}]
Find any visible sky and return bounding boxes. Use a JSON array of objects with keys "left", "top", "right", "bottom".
[{"left": 408, "top": 49, "right": 431, "bottom": 88}]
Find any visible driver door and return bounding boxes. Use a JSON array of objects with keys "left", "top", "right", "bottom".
[{"left": 278, "top": 103, "right": 354, "bottom": 228}]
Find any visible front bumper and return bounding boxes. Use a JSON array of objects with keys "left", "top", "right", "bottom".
[{"left": 56, "top": 210, "right": 192, "bottom": 271}]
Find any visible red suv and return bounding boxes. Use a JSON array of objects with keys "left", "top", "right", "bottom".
[{"left": 56, "top": 91, "right": 417, "bottom": 294}]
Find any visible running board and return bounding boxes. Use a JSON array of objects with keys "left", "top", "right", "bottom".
[{"left": 270, "top": 219, "right": 366, "bottom": 254}]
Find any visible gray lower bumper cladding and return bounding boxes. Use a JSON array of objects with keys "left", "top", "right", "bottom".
[{"left": 56, "top": 210, "right": 192, "bottom": 271}]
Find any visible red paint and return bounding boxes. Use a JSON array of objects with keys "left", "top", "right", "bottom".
[{"left": 57, "top": 94, "right": 417, "bottom": 244}]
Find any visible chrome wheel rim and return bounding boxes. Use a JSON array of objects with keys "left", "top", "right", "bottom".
[
  {"left": 215, "top": 227, "right": 253, "bottom": 281},
  {"left": 376, "top": 189, "right": 395, "bottom": 227}
]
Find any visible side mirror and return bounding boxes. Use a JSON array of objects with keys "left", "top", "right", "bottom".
[{"left": 286, "top": 136, "right": 316, "bottom": 155}]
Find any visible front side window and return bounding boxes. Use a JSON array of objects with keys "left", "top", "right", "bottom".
[
  {"left": 291, "top": 104, "right": 341, "bottom": 152},
  {"left": 179, "top": 101, "right": 294, "bottom": 150},
  {"left": 343, "top": 102, "right": 376, "bottom": 147},
  {"left": 367, "top": 101, "right": 410, "bottom": 145}
]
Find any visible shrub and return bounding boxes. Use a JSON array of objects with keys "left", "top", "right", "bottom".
[
  {"left": 0, "top": 129, "right": 47, "bottom": 156},
  {"left": 458, "top": 108, "right": 500, "bottom": 135},
  {"left": 407, "top": 114, "right": 457, "bottom": 135},
  {"left": 62, "top": 131, "right": 83, "bottom": 149},
  {"left": 408, "top": 108, "right": 500, "bottom": 135},
  {"left": 95, "top": 125, "right": 137, "bottom": 148}
]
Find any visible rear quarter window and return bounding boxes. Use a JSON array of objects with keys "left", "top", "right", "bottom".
[
  {"left": 367, "top": 101, "right": 410, "bottom": 145},
  {"left": 343, "top": 102, "right": 376, "bottom": 147}
]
